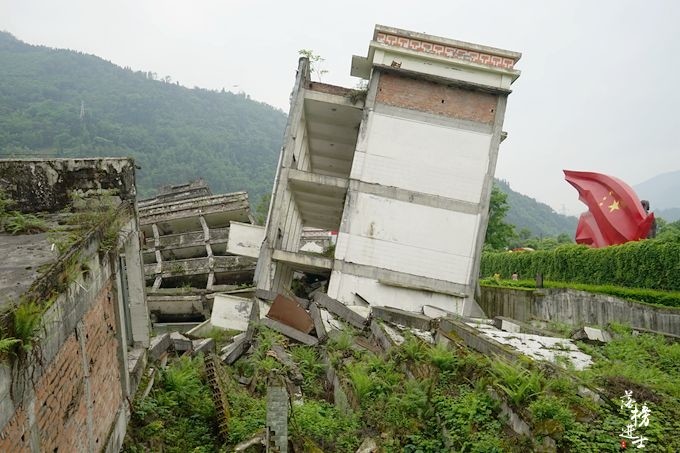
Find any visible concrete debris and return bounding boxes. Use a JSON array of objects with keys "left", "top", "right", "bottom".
[
  {"left": 170, "top": 332, "right": 193, "bottom": 352},
  {"left": 261, "top": 318, "right": 319, "bottom": 346},
  {"left": 381, "top": 322, "right": 405, "bottom": 346},
  {"left": 185, "top": 319, "right": 214, "bottom": 338},
  {"left": 211, "top": 294, "right": 260, "bottom": 331},
  {"left": 464, "top": 320, "right": 593, "bottom": 370},
  {"left": 148, "top": 333, "right": 171, "bottom": 361},
  {"left": 271, "top": 344, "right": 304, "bottom": 384},
  {"left": 370, "top": 320, "right": 399, "bottom": 352},
  {"left": 488, "top": 387, "right": 531, "bottom": 436},
  {"left": 355, "top": 437, "right": 378, "bottom": 453},
  {"left": 314, "top": 293, "right": 369, "bottom": 329},
  {"left": 571, "top": 326, "right": 612, "bottom": 343},
  {"left": 320, "top": 308, "right": 344, "bottom": 332},
  {"left": 255, "top": 288, "right": 310, "bottom": 309},
  {"left": 493, "top": 316, "right": 521, "bottom": 333},
  {"left": 191, "top": 338, "right": 215, "bottom": 356},
  {"left": 233, "top": 432, "right": 265, "bottom": 452},
  {"left": 308, "top": 302, "right": 327, "bottom": 342},
  {"left": 266, "top": 294, "right": 315, "bottom": 334},
  {"left": 422, "top": 304, "right": 457, "bottom": 319},
  {"left": 371, "top": 306, "right": 433, "bottom": 332},
  {"left": 221, "top": 333, "right": 250, "bottom": 365}
]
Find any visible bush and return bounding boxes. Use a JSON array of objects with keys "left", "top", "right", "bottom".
[{"left": 481, "top": 240, "right": 680, "bottom": 291}]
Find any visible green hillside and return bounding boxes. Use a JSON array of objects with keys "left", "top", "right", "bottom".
[
  {"left": 495, "top": 179, "right": 577, "bottom": 238},
  {"left": 0, "top": 31, "right": 287, "bottom": 200}
]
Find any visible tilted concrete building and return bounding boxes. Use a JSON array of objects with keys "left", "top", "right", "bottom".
[
  {"left": 256, "top": 25, "right": 521, "bottom": 314},
  {"left": 139, "top": 181, "right": 263, "bottom": 325},
  {"left": 0, "top": 158, "right": 149, "bottom": 452}
]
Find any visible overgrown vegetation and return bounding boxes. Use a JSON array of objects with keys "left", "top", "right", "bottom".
[
  {"left": 480, "top": 277, "right": 680, "bottom": 308},
  {"left": 481, "top": 237, "right": 680, "bottom": 291},
  {"left": 0, "top": 190, "right": 47, "bottom": 235}
]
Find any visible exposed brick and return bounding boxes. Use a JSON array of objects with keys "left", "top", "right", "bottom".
[{"left": 376, "top": 72, "right": 498, "bottom": 124}]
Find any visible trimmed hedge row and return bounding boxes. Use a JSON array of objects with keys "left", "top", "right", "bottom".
[
  {"left": 479, "top": 278, "right": 680, "bottom": 308},
  {"left": 480, "top": 241, "right": 680, "bottom": 291}
]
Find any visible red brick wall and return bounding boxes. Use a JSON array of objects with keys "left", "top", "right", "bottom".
[
  {"left": 0, "top": 280, "right": 123, "bottom": 452},
  {"left": 376, "top": 72, "right": 498, "bottom": 124}
]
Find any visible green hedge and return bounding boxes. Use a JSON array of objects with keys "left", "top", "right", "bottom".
[
  {"left": 480, "top": 278, "right": 680, "bottom": 308},
  {"left": 480, "top": 241, "right": 680, "bottom": 291}
]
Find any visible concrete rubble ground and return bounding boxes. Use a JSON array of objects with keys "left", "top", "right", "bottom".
[{"left": 140, "top": 281, "right": 606, "bottom": 451}]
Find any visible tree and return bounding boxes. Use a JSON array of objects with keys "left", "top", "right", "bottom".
[
  {"left": 298, "top": 49, "right": 328, "bottom": 81},
  {"left": 485, "top": 185, "right": 516, "bottom": 250},
  {"left": 254, "top": 193, "right": 271, "bottom": 226}
]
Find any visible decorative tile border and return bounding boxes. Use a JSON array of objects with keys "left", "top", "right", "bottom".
[{"left": 376, "top": 32, "right": 516, "bottom": 70}]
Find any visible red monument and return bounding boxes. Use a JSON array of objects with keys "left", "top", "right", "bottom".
[{"left": 564, "top": 170, "right": 655, "bottom": 248}]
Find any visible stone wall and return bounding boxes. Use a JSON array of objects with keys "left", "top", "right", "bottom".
[
  {"left": 478, "top": 285, "right": 680, "bottom": 337},
  {"left": 0, "top": 158, "right": 136, "bottom": 213}
]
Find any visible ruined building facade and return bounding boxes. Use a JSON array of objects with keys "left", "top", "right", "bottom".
[
  {"left": 256, "top": 25, "right": 521, "bottom": 314},
  {"left": 139, "top": 181, "right": 263, "bottom": 325},
  {"left": 0, "top": 159, "right": 149, "bottom": 452}
]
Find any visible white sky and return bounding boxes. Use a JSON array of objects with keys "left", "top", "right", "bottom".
[{"left": 1, "top": 0, "right": 679, "bottom": 215}]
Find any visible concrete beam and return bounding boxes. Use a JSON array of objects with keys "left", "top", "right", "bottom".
[
  {"left": 313, "top": 293, "right": 369, "bottom": 329},
  {"left": 260, "top": 318, "right": 319, "bottom": 346},
  {"left": 371, "top": 306, "right": 434, "bottom": 331},
  {"left": 272, "top": 249, "right": 333, "bottom": 273}
]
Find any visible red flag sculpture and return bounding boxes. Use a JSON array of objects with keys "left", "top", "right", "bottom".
[{"left": 564, "top": 170, "right": 655, "bottom": 248}]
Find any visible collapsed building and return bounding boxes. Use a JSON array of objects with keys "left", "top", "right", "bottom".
[
  {"left": 139, "top": 180, "right": 263, "bottom": 327},
  {"left": 0, "top": 158, "right": 149, "bottom": 452},
  {"left": 256, "top": 24, "right": 521, "bottom": 316}
]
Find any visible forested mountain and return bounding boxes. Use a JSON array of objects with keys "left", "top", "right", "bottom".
[
  {"left": 495, "top": 179, "right": 577, "bottom": 237},
  {"left": 0, "top": 31, "right": 582, "bottom": 235},
  {"left": 0, "top": 31, "right": 287, "bottom": 200}
]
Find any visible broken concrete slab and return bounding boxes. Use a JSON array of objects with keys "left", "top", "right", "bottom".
[
  {"left": 572, "top": 326, "right": 612, "bottom": 343},
  {"left": 245, "top": 298, "right": 260, "bottom": 342},
  {"left": 271, "top": 344, "right": 304, "bottom": 384},
  {"left": 191, "top": 338, "right": 215, "bottom": 356},
  {"left": 221, "top": 333, "right": 250, "bottom": 365},
  {"left": 210, "top": 294, "right": 259, "bottom": 331},
  {"left": 170, "top": 332, "right": 193, "bottom": 352},
  {"left": 185, "top": 319, "right": 213, "bottom": 338},
  {"left": 255, "top": 288, "right": 310, "bottom": 309},
  {"left": 320, "top": 308, "right": 344, "bottom": 332},
  {"left": 493, "top": 316, "right": 521, "bottom": 333},
  {"left": 371, "top": 306, "right": 433, "bottom": 331},
  {"left": 422, "top": 304, "right": 458, "bottom": 319},
  {"left": 308, "top": 302, "right": 327, "bottom": 342},
  {"left": 148, "top": 333, "right": 171, "bottom": 361},
  {"left": 370, "top": 320, "right": 398, "bottom": 352},
  {"left": 261, "top": 318, "right": 319, "bottom": 346},
  {"left": 266, "top": 294, "right": 315, "bottom": 334},
  {"left": 313, "top": 293, "right": 368, "bottom": 329}
]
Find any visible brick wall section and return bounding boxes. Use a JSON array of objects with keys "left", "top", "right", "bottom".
[
  {"left": 0, "top": 281, "right": 123, "bottom": 452},
  {"left": 0, "top": 406, "right": 30, "bottom": 453},
  {"left": 376, "top": 72, "right": 498, "bottom": 124},
  {"left": 84, "top": 287, "right": 122, "bottom": 449}
]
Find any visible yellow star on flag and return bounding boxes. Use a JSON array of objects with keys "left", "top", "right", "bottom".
[{"left": 608, "top": 200, "right": 620, "bottom": 212}]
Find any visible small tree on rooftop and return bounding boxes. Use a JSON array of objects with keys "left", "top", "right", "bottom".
[{"left": 298, "top": 49, "right": 328, "bottom": 81}]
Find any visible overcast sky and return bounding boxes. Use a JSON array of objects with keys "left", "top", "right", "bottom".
[{"left": 1, "top": 0, "right": 678, "bottom": 215}]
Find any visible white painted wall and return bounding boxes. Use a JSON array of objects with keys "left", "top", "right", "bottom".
[
  {"left": 334, "top": 193, "right": 479, "bottom": 282},
  {"left": 227, "top": 222, "right": 265, "bottom": 258},
  {"left": 327, "top": 271, "right": 466, "bottom": 314},
  {"left": 353, "top": 113, "right": 491, "bottom": 204}
]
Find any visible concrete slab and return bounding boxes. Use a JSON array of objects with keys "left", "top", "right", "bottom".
[
  {"left": 210, "top": 294, "right": 266, "bottom": 331},
  {"left": 221, "top": 333, "right": 249, "bottom": 364},
  {"left": 308, "top": 302, "right": 327, "bottom": 342},
  {"left": 314, "top": 293, "right": 368, "bottom": 329},
  {"left": 493, "top": 316, "right": 521, "bottom": 333},
  {"left": 148, "top": 333, "right": 171, "bottom": 361},
  {"left": 192, "top": 338, "right": 215, "bottom": 356},
  {"left": 371, "top": 306, "right": 433, "bottom": 331},
  {"left": 572, "top": 326, "right": 612, "bottom": 343},
  {"left": 170, "top": 332, "right": 193, "bottom": 352},
  {"left": 266, "top": 294, "right": 315, "bottom": 334},
  {"left": 226, "top": 221, "right": 265, "bottom": 258},
  {"left": 261, "top": 318, "right": 319, "bottom": 346}
]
